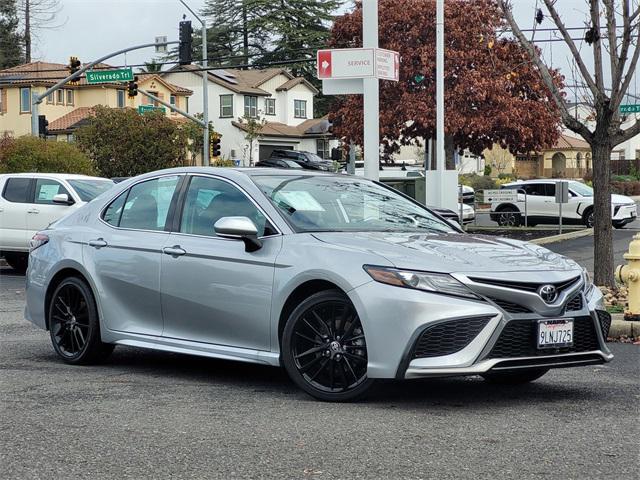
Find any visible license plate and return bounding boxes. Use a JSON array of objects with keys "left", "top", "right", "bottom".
[{"left": 537, "top": 319, "right": 573, "bottom": 349}]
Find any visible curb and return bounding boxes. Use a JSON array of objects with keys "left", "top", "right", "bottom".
[
  {"left": 609, "top": 314, "right": 639, "bottom": 337},
  {"left": 530, "top": 228, "right": 594, "bottom": 246}
]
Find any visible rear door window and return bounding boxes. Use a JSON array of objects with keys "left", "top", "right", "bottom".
[
  {"left": 118, "top": 176, "right": 180, "bottom": 231},
  {"left": 2, "top": 177, "right": 32, "bottom": 203}
]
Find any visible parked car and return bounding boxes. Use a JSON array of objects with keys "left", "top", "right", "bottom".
[
  {"left": 0, "top": 173, "right": 114, "bottom": 272},
  {"left": 459, "top": 185, "right": 475, "bottom": 205},
  {"left": 255, "top": 158, "right": 303, "bottom": 169},
  {"left": 25, "top": 168, "right": 612, "bottom": 401},
  {"left": 431, "top": 204, "right": 475, "bottom": 225},
  {"left": 269, "top": 149, "right": 334, "bottom": 171},
  {"left": 490, "top": 179, "right": 637, "bottom": 228}
]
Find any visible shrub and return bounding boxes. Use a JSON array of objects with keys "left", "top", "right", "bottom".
[
  {"left": 459, "top": 173, "right": 497, "bottom": 191},
  {"left": 0, "top": 136, "right": 95, "bottom": 174},
  {"left": 483, "top": 164, "right": 492, "bottom": 176}
]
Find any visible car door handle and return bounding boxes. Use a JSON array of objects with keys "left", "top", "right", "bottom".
[
  {"left": 27, "top": 208, "right": 40, "bottom": 214},
  {"left": 88, "top": 238, "right": 108, "bottom": 248},
  {"left": 163, "top": 246, "right": 186, "bottom": 257}
]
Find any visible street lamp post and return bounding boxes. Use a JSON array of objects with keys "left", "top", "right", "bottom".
[{"left": 179, "top": 0, "right": 209, "bottom": 167}]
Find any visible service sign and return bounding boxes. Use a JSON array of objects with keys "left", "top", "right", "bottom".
[
  {"left": 483, "top": 189, "right": 519, "bottom": 203},
  {"left": 317, "top": 48, "right": 399, "bottom": 81}
]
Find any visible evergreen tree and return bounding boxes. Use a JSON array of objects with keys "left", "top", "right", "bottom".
[{"left": 0, "top": 0, "right": 24, "bottom": 68}]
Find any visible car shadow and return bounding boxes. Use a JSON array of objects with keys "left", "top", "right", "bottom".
[
  {"left": 0, "top": 264, "right": 24, "bottom": 277},
  {"left": 87, "top": 346, "right": 601, "bottom": 408}
]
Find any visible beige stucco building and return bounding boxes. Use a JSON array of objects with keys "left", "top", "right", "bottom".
[{"left": 0, "top": 61, "right": 192, "bottom": 141}]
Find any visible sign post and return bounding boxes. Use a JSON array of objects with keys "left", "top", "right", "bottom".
[{"left": 556, "top": 181, "right": 569, "bottom": 234}]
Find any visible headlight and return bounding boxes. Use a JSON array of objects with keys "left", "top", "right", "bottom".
[
  {"left": 363, "top": 265, "right": 480, "bottom": 300},
  {"left": 583, "top": 268, "right": 595, "bottom": 298}
]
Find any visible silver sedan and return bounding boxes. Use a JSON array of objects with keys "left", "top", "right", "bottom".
[{"left": 25, "top": 168, "right": 613, "bottom": 401}]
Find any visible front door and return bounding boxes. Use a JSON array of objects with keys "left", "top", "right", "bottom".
[
  {"left": 83, "top": 175, "right": 181, "bottom": 336},
  {"left": 27, "top": 178, "right": 76, "bottom": 237},
  {"left": 160, "top": 175, "right": 281, "bottom": 351}
]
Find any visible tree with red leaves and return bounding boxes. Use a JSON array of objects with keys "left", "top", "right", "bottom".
[{"left": 328, "top": 0, "right": 564, "bottom": 167}]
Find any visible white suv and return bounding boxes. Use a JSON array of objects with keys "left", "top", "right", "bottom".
[
  {"left": 0, "top": 173, "right": 114, "bottom": 272},
  {"left": 490, "top": 179, "right": 637, "bottom": 228}
]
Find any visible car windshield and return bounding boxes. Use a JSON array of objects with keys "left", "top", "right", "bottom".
[
  {"left": 307, "top": 152, "right": 328, "bottom": 163},
  {"left": 253, "top": 175, "right": 456, "bottom": 233},
  {"left": 569, "top": 181, "right": 593, "bottom": 197},
  {"left": 68, "top": 179, "right": 115, "bottom": 202}
]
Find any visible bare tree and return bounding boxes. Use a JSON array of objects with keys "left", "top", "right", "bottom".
[
  {"left": 498, "top": 0, "right": 640, "bottom": 287},
  {"left": 18, "top": 0, "right": 64, "bottom": 62}
]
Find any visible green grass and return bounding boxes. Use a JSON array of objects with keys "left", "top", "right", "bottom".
[{"left": 606, "top": 305, "right": 624, "bottom": 314}]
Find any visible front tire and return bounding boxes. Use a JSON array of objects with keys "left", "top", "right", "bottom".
[
  {"left": 583, "top": 208, "right": 594, "bottom": 228},
  {"left": 496, "top": 206, "right": 521, "bottom": 227},
  {"left": 281, "top": 290, "right": 375, "bottom": 402},
  {"left": 48, "top": 276, "right": 114, "bottom": 365},
  {"left": 482, "top": 368, "right": 549, "bottom": 385}
]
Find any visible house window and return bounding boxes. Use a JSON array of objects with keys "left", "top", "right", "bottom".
[
  {"left": 316, "top": 139, "right": 330, "bottom": 159},
  {"left": 244, "top": 95, "right": 257, "bottom": 118},
  {"left": 46, "top": 92, "right": 54, "bottom": 104},
  {"left": 117, "top": 90, "right": 125, "bottom": 108},
  {"left": 20, "top": 87, "right": 31, "bottom": 112},
  {"left": 265, "top": 98, "right": 275, "bottom": 115},
  {"left": 66, "top": 89, "right": 74, "bottom": 106},
  {"left": 220, "top": 95, "right": 233, "bottom": 118},
  {"left": 147, "top": 92, "right": 157, "bottom": 106},
  {"left": 170, "top": 95, "right": 176, "bottom": 107},
  {"left": 56, "top": 89, "right": 64, "bottom": 105},
  {"left": 294, "top": 99, "right": 307, "bottom": 118},
  {"left": 67, "top": 134, "right": 74, "bottom": 142}
]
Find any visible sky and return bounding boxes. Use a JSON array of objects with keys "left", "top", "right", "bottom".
[{"left": 32, "top": 0, "right": 637, "bottom": 100}]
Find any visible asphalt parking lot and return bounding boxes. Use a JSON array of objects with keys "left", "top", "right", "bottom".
[{"left": 1, "top": 265, "right": 638, "bottom": 480}]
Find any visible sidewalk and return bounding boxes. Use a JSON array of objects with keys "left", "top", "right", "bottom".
[{"left": 609, "top": 314, "right": 639, "bottom": 338}]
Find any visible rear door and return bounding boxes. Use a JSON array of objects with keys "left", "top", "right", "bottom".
[
  {"left": 522, "top": 183, "right": 554, "bottom": 218},
  {"left": 0, "top": 177, "right": 33, "bottom": 251},
  {"left": 27, "top": 178, "right": 77, "bottom": 237},
  {"left": 83, "top": 174, "right": 182, "bottom": 336}
]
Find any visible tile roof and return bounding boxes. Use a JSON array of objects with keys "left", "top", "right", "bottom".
[
  {"left": 48, "top": 107, "right": 95, "bottom": 132},
  {"left": 232, "top": 116, "right": 332, "bottom": 138},
  {"left": 551, "top": 133, "right": 591, "bottom": 150}
]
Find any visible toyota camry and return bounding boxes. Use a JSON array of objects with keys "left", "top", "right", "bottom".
[{"left": 25, "top": 168, "right": 613, "bottom": 401}]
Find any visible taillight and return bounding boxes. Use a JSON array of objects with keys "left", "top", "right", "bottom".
[{"left": 30, "top": 233, "right": 49, "bottom": 252}]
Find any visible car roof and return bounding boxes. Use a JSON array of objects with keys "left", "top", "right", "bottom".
[{"left": 0, "top": 172, "right": 112, "bottom": 181}]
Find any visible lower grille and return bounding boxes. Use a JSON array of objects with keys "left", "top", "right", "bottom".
[
  {"left": 413, "top": 316, "right": 492, "bottom": 359},
  {"left": 596, "top": 310, "right": 612, "bottom": 339},
  {"left": 486, "top": 316, "right": 600, "bottom": 359}
]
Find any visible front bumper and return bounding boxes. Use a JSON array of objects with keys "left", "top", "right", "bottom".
[
  {"left": 613, "top": 203, "right": 637, "bottom": 221},
  {"left": 349, "top": 280, "right": 612, "bottom": 380}
]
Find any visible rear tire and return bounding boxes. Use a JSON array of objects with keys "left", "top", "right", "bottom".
[
  {"left": 613, "top": 221, "right": 627, "bottom": 229},
  {"left": 281, "top": 290, "right": 376, "bottom": 402},
  {"left": 482, "top": 368, "right": 549, "bottom": 385},
  {"left": 4, "top": 253, "right": 28, "bottom": 273},
  {"left": 48, "top": 276, "right": 114, "bottom": 365},
  {"left": 583, "top": 208, "right": 594, "bottom": 228}
]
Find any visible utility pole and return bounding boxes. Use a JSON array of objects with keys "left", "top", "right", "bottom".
[
  {"left": 178, "top": 0, "right": 209, "bottom": 167},
  {"left": 24, "top": 0, "right": 31, "bottom": 63},
  {"left": 435, "top": 0, "right": 445, "bottom": 202},
  {"left": 362, "top": 0, "right": 380, "bottom": 181}
]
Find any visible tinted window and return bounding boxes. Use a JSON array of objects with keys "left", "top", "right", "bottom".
[
  {"left": 34, "top": 179, "right": 71, "bottom": 205},
  {"left": 119, "top": 176, "right": 180, "bottom": 231},
  {"left": 180, "top": 176, "right": 271, "bottom": 237},
  {"left": 103, "top": 191, "right": 127, "bottom": 226},
  {"left": 544, "top": 184, "right": 556, "bottom": 197},
  {"left": 523, "top": 184, "right": 548, "bottom": 196},
  {"left": 67, "top": 179, "right": 114, "bottom": 202},
  {"left": 2, "top": 178, "right": 31, "bottom": 203}
]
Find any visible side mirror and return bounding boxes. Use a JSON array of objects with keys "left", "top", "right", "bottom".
[
  {"left": 214, "top": 216, "right": 262, "bottom": 252},
  {"left": 52, "top": 193, "right": 74, "bottom": 205}
]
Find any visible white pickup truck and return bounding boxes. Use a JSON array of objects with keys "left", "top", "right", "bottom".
[{"left": 490, "top": 179, "right": 637, "bottom": 228}]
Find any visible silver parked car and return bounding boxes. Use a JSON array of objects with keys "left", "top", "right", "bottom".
[{"left": 25, "top": 168, "right": 613, "bottom": 401}]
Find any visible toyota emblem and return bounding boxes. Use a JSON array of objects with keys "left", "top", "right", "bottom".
[{"left": 538, "top": 284, "right": 558, "bottom": 303}]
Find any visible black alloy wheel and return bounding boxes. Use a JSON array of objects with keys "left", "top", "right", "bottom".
[
  {"left": 583, "top": 209, "right": 595, "bottom": 228},
  {"left": 48, "top": 277, "right": 114, "bottom": 364},
  {"left": 282, "top": 290, "right": 375, "bottom": 402},
  {"left": 496, "top": 207, "right": 521, "bottom": 227}
]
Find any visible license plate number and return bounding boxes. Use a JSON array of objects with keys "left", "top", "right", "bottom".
[{"left": 537, "top": 319, "right": 573, "bottom": 349}]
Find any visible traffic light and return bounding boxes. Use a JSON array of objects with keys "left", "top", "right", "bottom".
[
  {"left": 127, "top": 76, "right": 138, "bottom": 97},
  {"left": 179, "top": 20, "right": 193, "bottom": 65},
  {"left": 68, "top": 56, "right": 81, "bottom": 74},
  {"left": 38, "top": 115, "right": 49, "bottom": 138},
  {"left": 211, "top": 137, "right": 221, "bottom": 157}
]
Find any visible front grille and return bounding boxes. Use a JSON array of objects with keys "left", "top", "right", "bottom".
[
  {"left": 413, "top": 316, "right": 492, "bottom": 359},
  {"left": 486, "top": 316, "right": 600, "bottom": 359},
  {"left": 468, "top": 276, "right": 580, "bottom": 293},
  {"left": 565, "top": 295, "right": 583, "bottom": 312},
  {"left": 487, "top": 297, "right": 532, "bottom": 314},
  {"left": 596, "top": 310, "right": 612, "bottom": 339}
]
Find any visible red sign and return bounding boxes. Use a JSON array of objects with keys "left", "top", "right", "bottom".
[{"left": 317, "top": 50, "right": 332, "bottom": 79}]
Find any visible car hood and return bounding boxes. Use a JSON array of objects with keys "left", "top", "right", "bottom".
[
  {"left": 312, "top": 232, "right": 580, "bottom": 274},
  {"left": 612, "top": 194, "right": 635, "bottom": 205}
]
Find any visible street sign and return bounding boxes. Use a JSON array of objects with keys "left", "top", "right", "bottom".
[
  {"left": 86, "top": 68, "right": 134, "bottom": 84},
  {"left": 317, "top": 48, "right": 399, "bottom": 81},
  {"left": 620, "top": 104, "right": 640, "bottom": 114},
  {"left": 483, "top": 189, "right": 518, "bottom": 203},
  {"left": 138, "top": 105, "right": 166, "bottom": 114},
  {"left": 555, "top": 181, "right": 569, "bottom": 204}
]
